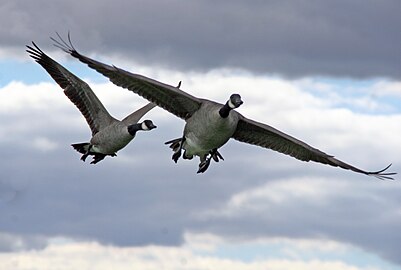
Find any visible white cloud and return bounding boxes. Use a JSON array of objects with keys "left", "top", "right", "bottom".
[
  {"left": 196, "top": 176, "right": 349, "bottom": 219},
  {"left": 0, "top": 235, "right": 387, "bottom": 270},
  {"left": 0, "top": 233, "right": 47, "bottom": 252},
  {"left": 370, "top": 81, "right": 401, "bottom": 98},
  {"left": 31, "top": 137, "right": 59, "bottom": 152}
]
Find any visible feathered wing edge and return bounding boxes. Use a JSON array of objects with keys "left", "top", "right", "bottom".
[
  {"left": 232, "top": 116, "right": 396, "bottom": 180},
  {"left": 26, "top": 41, "right": 116, "bottom": 135},
  {"left": 51, "top": 32, "right": 202, "bottom": 120}
]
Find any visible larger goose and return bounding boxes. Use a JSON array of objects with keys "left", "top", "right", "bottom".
[
  {"left": 52, "top": 35, "right": 396, "bottom": 179},
  {"left": 26, "top": 42, "right": 156, "bottom": 164}
]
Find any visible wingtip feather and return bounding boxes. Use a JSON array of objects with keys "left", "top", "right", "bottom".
[{"left": 368, "top": 164, "right": 397, "bottom": 180}]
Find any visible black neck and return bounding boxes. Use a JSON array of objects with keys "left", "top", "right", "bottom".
[
  {"left": 219, "top": 103, "right": 232, "bottom": 118},
  {"left": 127, "top": 123, "right": 142, "bottom": 136}
]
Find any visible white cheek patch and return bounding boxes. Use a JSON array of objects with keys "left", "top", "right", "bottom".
[
  {"left": 228, "top": 99, "right": 236, "bottom": 109},
  {"left": 141, "top": 122, "right": 149, "bottom": 130}
]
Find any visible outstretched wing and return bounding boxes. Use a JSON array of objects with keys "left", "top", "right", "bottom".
[
  {"left": 52, "top": 33, "right": 202, "bottom": 120},
  {"left": 26, "top": 42, "right": 116, "bottom": 135},
  {"left": 232, "top": 114, "right": 396, "bottom": 180}
]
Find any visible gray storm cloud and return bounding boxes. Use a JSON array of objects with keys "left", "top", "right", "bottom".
[{"left": 1, "top": 0, "right": 400, "bottom": 79}]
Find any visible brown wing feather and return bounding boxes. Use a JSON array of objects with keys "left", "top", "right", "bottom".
[
  {"left": 232, "top": 115, "right": 396, "bottom": 180},
  {"left": 26, "top": 42, "right": 116, "bottom": 135},
  {"left": 52, "top": 33, "right": 201, "bottom": 120}
]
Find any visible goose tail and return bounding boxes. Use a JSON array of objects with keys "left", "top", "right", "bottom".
[
  {"left": 71, "top": 142, "right": 91, "bottom": 154},
  {"left": 164, "top": 138, "right": 182, "bottom": 152}
]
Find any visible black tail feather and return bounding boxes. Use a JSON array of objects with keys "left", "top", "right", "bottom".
[
  {"left": 165, "top": 138, "right": 182, "bottom": 152},
  {"left": 71, "top": 142, "right": 90, "bottom": 154}
]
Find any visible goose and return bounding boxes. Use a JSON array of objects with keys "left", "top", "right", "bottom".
[
  {"left": 26, "top": 42, "right": 157, "bottom": 164},
  {"left": 51, "top": 35, "right": 396, "bottom": 179}
]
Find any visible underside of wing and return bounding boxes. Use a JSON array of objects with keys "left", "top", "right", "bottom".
[
  {"left": 26, "top": 42, "right": 116, "bottom": 135},
  {"left": 232, "top": 115, "right": 396, "bottom": 180},
  {"left": 52, "top": 33, "right": 202, "bottom": 120}
]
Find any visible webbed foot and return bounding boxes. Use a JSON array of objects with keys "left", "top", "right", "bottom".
[
  {"left": 166, "top": 136, "right": 186, "bottom": 163},
  {"left": 210, "top": 149, "right": 224, "bottom": 162},
  {"left": 197, "top": 158, "right": 211, "bottom": 173}
]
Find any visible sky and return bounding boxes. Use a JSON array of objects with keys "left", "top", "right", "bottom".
[{"left": 0, "top": 1, "right": 401, "bottom": 269}]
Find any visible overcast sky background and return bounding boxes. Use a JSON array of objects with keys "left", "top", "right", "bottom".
[{"left": 1, "top": 1, "right": 401, "bottom": 269}]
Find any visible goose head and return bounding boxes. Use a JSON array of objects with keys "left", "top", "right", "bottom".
[
  {"left": 141, "top": 120, "right": 157, "bottom": 131},
  {"left": 219, "top": 94, "right": 243, "bottom": 118},
  {"left": 128, "top": 120, "right": 157, "bottom": 136},
  {"left": 228, "top": 94, "right": 243, "bottom": 109}
]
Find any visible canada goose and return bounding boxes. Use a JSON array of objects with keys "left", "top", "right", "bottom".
[
  {"left": 52, "top": 35, "right": 396, "bottom": 179},
  {"left": 26, "top": 42, "right": 157, "bottom": 164}
]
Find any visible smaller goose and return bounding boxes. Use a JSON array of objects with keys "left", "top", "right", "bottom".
[
  {"left": 26, "top": 42, "right": 157, "bottom": 164},
  {"left": 52, "top": 34, "right": 396, "bottom": 179}
]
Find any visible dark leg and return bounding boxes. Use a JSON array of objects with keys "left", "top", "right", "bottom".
[
  {"left": 197, "top": 155, "right": 212, "bottom": 173},
  {"left": 210, "top": 148, "right": 224, "bottom": 162},
  {"left": 80, "top": 145, "right": 93, "bottom": 162},
  {"left": 197, "top": 149, "right": 224, "bottom": 173}
]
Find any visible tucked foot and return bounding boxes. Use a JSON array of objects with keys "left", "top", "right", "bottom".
[
  {"left": 167, "top": 136, "right": 186, "bottom": 164},
  {"left": 172, "top": 150, "right": 181, "bottom": 163},
  {"left": 210, "top": 149, "right": 224, "bottom": 162},
  {"left": 197, "top": 158, "right": 212, "bottom": 173}
]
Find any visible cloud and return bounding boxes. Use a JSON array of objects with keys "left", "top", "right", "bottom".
[
  {"left": 1, "top": 0, "right": 400, "bottom": 78},
  {"left": 193, "top": 174, "right": 401, "bottom": 264},
  {"left": 0, "top": 234, "right": 393, "bottom": 270},
  {"left": 0, "top": 66, "right": 400, "bottom": 267},
  {"left": 0, "top": 233, "right": 47, "bottom": 252}
]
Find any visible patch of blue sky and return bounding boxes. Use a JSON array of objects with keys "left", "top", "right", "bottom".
[
  {"left": 0, "top": 60, "right": 107, "bottom": 87},
  {"left": 302, "top": 77, "right": 401, "bottom": 114},
  {"left": 2, "top": 60, "right": 400, "bottom": 114},
  {"left": 195, "top": 241, "right": 401, "bottom": 270}
]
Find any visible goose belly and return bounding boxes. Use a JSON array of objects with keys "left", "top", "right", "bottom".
[
  {"left": 90, "top": 124, "right": 134, "bottom": 154},
  {"left": 183, "top": 109, "right": 238, "bottom": 157}
]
